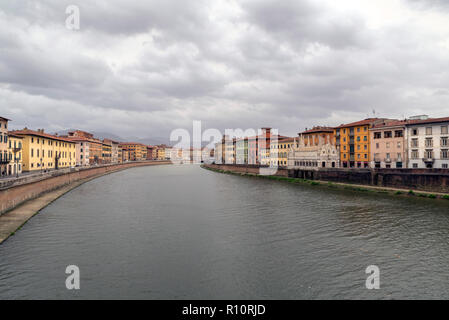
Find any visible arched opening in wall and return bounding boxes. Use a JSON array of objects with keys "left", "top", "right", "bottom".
[
  {"left": 322, "top": 162, "right": 326, "bottom": 168},
  {"left": 332, "top": 162, "right": 335, "bottom": 168}
]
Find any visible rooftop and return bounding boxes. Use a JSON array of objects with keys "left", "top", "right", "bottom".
[
  {"left": 300, "top": 126, "right": 335, "bottom": 134},
  {"left": 10, "top": 129, "right": 76, "bottom": 143},
  {"left": 335, "top": 118, "right": 391, "bottom": 129}
]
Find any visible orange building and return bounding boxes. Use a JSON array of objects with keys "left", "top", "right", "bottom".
[
  {"left": 119, "top": 143, "right": 147, "bottom": 161},
  {"left": 302, "top": 126, "right": 335, "bottom": 147},
  {"left": 334, "top": 118, "right": 393, "bottom": 168}
]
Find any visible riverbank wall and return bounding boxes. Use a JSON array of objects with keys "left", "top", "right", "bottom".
[
  {"left": 0, "top": 161, "right": 171, "bottom": 216},
  {"left": 204, "top": 164, "right": 449, "bottom": 194}
]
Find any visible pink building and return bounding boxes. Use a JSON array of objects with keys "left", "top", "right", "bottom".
[{"left": 370, "top": 120, "right": 407, "bottom": 168}]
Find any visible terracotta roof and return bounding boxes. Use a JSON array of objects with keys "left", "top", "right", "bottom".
[
  {"left": 103, "top": 138, "right": 119, "bottom": 145},
  {"left": 10, "top": 129, "right": 76, "bottom": 143},
  {"left": 334, "top": 118, "right": 390, "bottom": 129},
  {"left": 64, "top": 136, "right": 103, "bottom": 144},
  {"left": 7, "top": 133, "right": 23, "bottom": 139},
  {"left": 0, "top": 116, "right": 11, "bottom": 122},
  {"left": 372, "top": 120, "right": 408, "bottom": 129},
  {"left": 279, "top": 137, "right": 295, "bottom": 142},
  {"left": 370, "top": 116, "right": 449, "bottom": 128},
  {"left": 300, "top": 126, "right": 335, "bottom": 134},
  {"left": 406, "top": 116, "right": 449, "bottom": 126},
  {"left": 119, "top": 142, "right": 147, "bottom": 147}
]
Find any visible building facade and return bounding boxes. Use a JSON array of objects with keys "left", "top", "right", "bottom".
[
  {"left": 335, "top": 119, "right": 392, "bottom": 168},
  {"left": 0, "top": 117, "right": 9, "bottom": 176},
  {"left": 370, "top": 120, "right": 407, "bottom": 169},
  {"left": 147, "top": 146, "right": 154, "bottom": 160},
  {"left": 270, "top": 137, "right": 294, "bottom": 167},
  {"left": 406, "top": 116, "right": 449, "bottom": 169},
  {"left": 12, "top": 129, "right": 76, "bottom": 172},
  {"left": 67, "top": 130, "right": 102, "bottom": 165},
  {"left": 288, "top": 127, "right": 339, "bottom": 169},
  {"left": 7, "top": 133, "right": 23, "bottom": 176},
  {"left": 119, "top": 143, "right": 147, "bottom": 161},
  {"left": 101, "top": 141, "right": 112, "bottom": 164},
  {"left": 65, "top": 137, "right": 90, "bottom": 167},
  {"left": 236, "top": 137, "right": 248, "bottom": 164}
]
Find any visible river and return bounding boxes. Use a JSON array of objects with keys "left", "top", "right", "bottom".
[{"left": 0, "top": 165, "right": 449, "bottom": 299}]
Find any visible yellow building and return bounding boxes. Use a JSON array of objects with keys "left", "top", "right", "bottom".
[
  {"left": 334, "top": 118, "right": 392, "bottom": 168},
  {"left": 7, "top": 133, "right": 23, "bottom": 176},
  {"left": 156, "top": 146, "right": 166, "bottom": 160},
  {"left": 269, "top": 137, "right": 294, "bottom": 167},
  {"left": 102, "top": 141, "right": 112, "bottom": 164},
  {"left": 12, "top": 129, "right": 76, "bottom": 172},
  {"left": 118, "top": 146, "right": 123, "bottom": 163}
]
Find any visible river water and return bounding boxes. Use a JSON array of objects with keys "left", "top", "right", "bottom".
[{"left": 0, "top": 165, "right": 449, "bottom": 299}]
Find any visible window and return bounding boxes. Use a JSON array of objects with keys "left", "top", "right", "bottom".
[
  {"left": 442, "top": 126, "right": 448, "bottom": 134},
  {"left": 412, "top": 129, "right": 418, "bottom": 136},
  {"left": 425, "top": 138, "right": 433, "bottom": 147},
  {"left": 386, "top": 153, "right": 390, "bottom": 159},
  {"left": 31, "top": 149, "right": 34, "bottom": 157},
  {"left": 412, "top": 138, "right": 418, "bottom": 147},
  {"left": 386, "top": 142, "right": 390, "bottom": 148},
  {"left": 426, "top": 127, "right": 432, "bottom": 135},
  {"left": 425, "top": 150, "right": 434, "bottom": 159},
  {"left": 413, "top": 163, "right": 418, "bottom": 168},
  {"left": 397, "top": 142, "right": 401, "bottom": 149},
  {"left": 395, "top": 130, "right": 403, "bottom": 138},
  {"left": 376, "top": 143, "right": 379, "bottom": 149},
  {"left": 443, "top": 163, "right": 448, "bottom": 169},
  {"left": 374, "top": 132, "right": 382, "bottom": 139},
  {"left": 441, "top": 137, "right": 448, "bottom": 147},
  {"left": 442, "top": 149, "right": 449, "bottom": 159},
  {"left": 357, "top": 127, "right": 360, "bottom": 132},
  {"left": 411, "top": 150, "right": 419, "bottom": 159},
  {"left": 384, "top": 131, "right": 392, "bottom": 138}
]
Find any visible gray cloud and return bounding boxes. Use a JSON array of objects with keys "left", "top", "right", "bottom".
[{"left": 1, "top": 0, "right": 449, "bottom": 141}]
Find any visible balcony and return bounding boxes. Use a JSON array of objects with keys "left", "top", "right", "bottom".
[
  {"left": 0, "top": 158, "right": 10, "bottom": 165},
  {"left": 422, "top": 157, "right": 435, "bottom": 163}
]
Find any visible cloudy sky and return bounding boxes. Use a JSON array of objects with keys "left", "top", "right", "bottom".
[{"left": 1, "top": 0, "right": 449, "bottom": 141}]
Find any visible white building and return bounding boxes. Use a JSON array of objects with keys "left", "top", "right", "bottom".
[
  {"left": 406, "top": 116, "right": 449, "bottom": 169},
  {"left": 288, "top": 130, "right": 339, "bottom": 169}
]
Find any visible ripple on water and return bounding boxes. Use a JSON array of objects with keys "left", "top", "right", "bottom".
[{"left": 1, "top": 165, "right": 449, "bottom": 299}]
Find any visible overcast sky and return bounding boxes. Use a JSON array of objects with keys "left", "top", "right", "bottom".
[{"left": 1, "top": 0, "right": 449, "bottom": 140}]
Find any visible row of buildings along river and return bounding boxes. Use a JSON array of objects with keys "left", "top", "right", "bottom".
[
  {"left": 0, "top": 116, "right": 180, "bottom": 177},
  {"left": 214, "top": 115, "right": 449, "bottom": 170}
]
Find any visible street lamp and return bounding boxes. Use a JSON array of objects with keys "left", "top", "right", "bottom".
[{"left": 12, "top": 144, "right": 22, "bottom": 178}]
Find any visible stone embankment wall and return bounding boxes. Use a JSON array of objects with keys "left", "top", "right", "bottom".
[
  {"left": 205, "top": 164, "right": 289, "bottom": 177},
  {"left": 0, "top": 161, "right": 171, "bottom": 215},
  {"left": 205, "top": 164, "right": 449, "bottom": 193}
]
